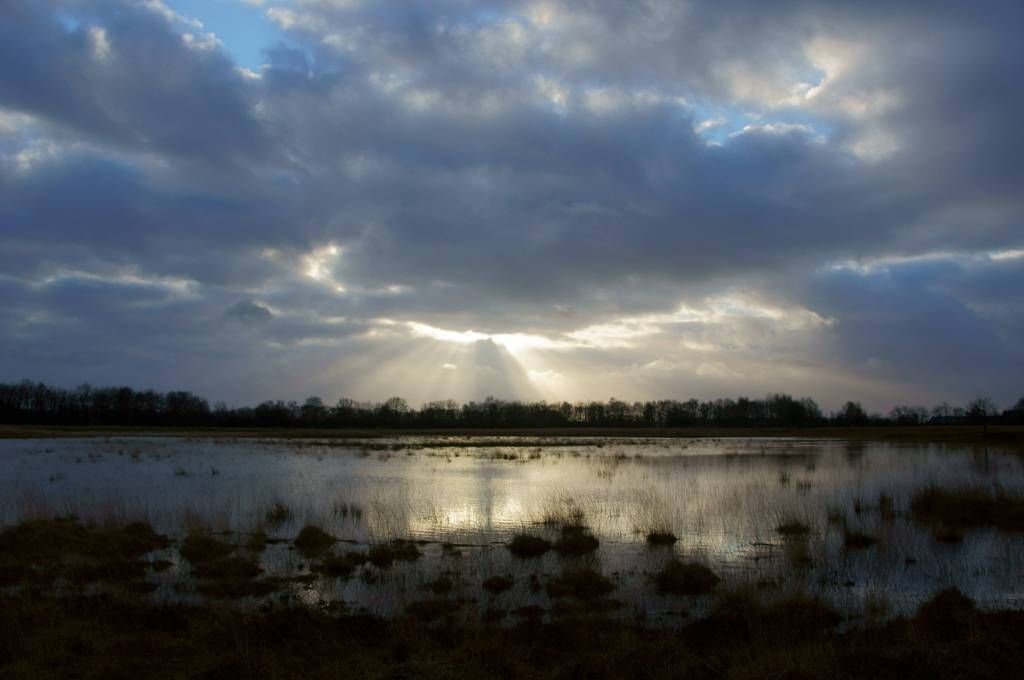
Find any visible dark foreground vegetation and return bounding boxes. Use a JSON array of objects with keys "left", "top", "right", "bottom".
[
  {"left": 3, "top": 575, "right": 1024, "bottom": 679},
  {"left": 4, "top": 495, "right": 1024, "bottom": 679},
  {"left": 2, "top": 380, "right": 1022, "bottom": 431}
]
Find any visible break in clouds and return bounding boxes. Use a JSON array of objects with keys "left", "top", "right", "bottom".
[{"left": 0, "top": 0, "right": 1022, "bottom": 411}]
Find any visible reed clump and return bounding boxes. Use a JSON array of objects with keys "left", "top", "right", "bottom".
[
  {"left": 911, "top": 486, "right": 1024, "bottom": 532},
  {"left": 0, "top": 518, "right": 169, "bottom": 589},
  {"left": 508, "top": 534, "right": 552, "bottom": 558},
  {"left": 180, "top": 532, "right": 234, "bottom": 563},
  {"left": 645, "top": 531, "right": 678, "bottom": 546},
  {"left": 654, "top": 559, "right": 720, "bottom": 595},
  {"left": 554, "top": 525, "right": 600, "bottom": 555},
  {"left": 776, "top": 520, "right": 811, "bottom": 536},
  {"left": 293, "top": 525, "right": 336, "bottom": 557},
  {"left": 312, "top": 552, "right": 369, "bottom": 579},
  {"left": 368, "top": 540, "right": 422, "bottom": 568}
]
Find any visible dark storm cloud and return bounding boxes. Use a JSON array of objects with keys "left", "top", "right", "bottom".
[
  {"left": 0, "top": 0, "right": 1021, "bottom": 407},
  {"left": 0, "top": 0, "right": 268, "bottom": 163}
]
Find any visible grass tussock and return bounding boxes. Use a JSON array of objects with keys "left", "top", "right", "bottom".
[
  {"left": 776, "top": 519, "right": 811, "bottom": 536},
  {"left": 312, "top": 551, "right": 369, "bottom": 579},
  {"left": 293, "top": 525, "right": 336, "bottom": 557},
  {"left": 180, "top": 532, "right": 234, "bottom": 563},
  {"left": 192, "top": 555, "right": 274, "bottom": 599},
  {"left": 654, "top": 559, "right": 720, "bottom": 596},
  {"left": 553, "top": 525, "right": 600, "bottom": 555},
  {"left": 508, "top": 534, "right": 552, "bottom": 558},
  {"left": 645, "top": 531, "right": 678, "bottom": 546},
  {"left": 368, "top": 540, "right": 422, "bottom": 568},
  {"left": 911, "top": 486, "right": 1024, "bottom": 533},
  {"left": 0, "top": 519, "right": 169, "bottom": 589}
]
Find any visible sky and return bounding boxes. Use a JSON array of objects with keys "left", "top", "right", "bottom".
[{"left": 1, "top": 0, "right": 1022, "bottom": 412}]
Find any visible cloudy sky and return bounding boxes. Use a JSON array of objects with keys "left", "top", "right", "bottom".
[{"left": 1, "top": 0, "right": 1022, "bottom": 411}]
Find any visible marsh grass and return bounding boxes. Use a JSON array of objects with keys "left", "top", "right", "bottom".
[
  {"left": 554, "top": 525, "right": 600, "bottom": 555},
  {"left": 312, "top": 551, "right": 369, "bottom": 578},
  {"left": 264, "top": 501, "right": 292, "bottom": 526},
  {"left": 368, "top": 540, "right": 422, "bottom": 568},
  {"left": 654, "top": 559, "right": 720, "bottom": 595},
  {"left": 5, "top": 585, "right": 1024, "bottom": 679},
  {"left": 293, "top": 525, "right": 336, "bottom": 557},
  {"left": 538, "top": 491, "right": 588, "bottom": 527},
  {"left": 508, "top": 534, "right": 552, "bottom": 558},
  {"left": 911, "top": 485, "right": 1024, "bottom": 532},
  {"left": 0, "top": 518, "right": 169, "bottom": 590},
  {"left": 180, "top": 532, "right": 234, "bottom": 563},
  {"left": 332, "top": 500, "right": 364, "bottom": 520},
  {"left": 776, "top": 519, "right": 811, "bottom": 536},
  {"left": 645, "top": 531, "right": 678, "bottom": 546},
  {"left": 195, "top": 566, "right": 275, "bottom": 599}
]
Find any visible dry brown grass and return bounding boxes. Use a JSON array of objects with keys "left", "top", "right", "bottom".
[{"left": 2, "top": 586, "right": 1023, "bottom": 679}]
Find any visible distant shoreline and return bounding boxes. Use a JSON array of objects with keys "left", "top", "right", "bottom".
[{"left": 2, "top": 424, "right": 1022, "bottom": 444}]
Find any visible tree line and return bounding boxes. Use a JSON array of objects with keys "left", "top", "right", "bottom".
[{"left": 0, "top": 380, "right": 1021, "bottom": 430}]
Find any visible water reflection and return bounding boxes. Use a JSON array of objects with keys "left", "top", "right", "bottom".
[{"left": 1, "top": 436, "right": 1023, "bottom": 623}]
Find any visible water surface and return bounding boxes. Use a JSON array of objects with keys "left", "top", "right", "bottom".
[{"left": 2, "top": 436, "right": 1022, "bottom": 623}]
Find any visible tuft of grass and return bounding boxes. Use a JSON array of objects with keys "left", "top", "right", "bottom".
[
  {"left": 915, "top": 588, "right": 978, "bottom": 641},
  {"left": 508, "top": 534, "right": 552, "bottom": 558},
  {"left": 546, "top": 568, "right": 615, "bottom": 600},
  {"left": 293, "top": 525, "right": 336, "bottom": 557},
  {"left": 654, "top": 559, "right": 720, "bottom": 596},
  {"left": 776, "top": 520, "right": 811, "bottom": 536},
  {"left": 911, "top": 486, "right": 1024, "bottom": 533},
  {"left": 312, "top": 552, "right": 369, "bottom": 579},
  {"left": 554, "top": 525, "right": 600, "bottom": 555},
  {"left": 645, "top": 531, "right": 678, "bottom": 546},
  {"left": 368, "top": 540, "right": 421, "bottom": 568},
  {"left": 193, "top": 554, "right": 274, "bottom": 599},
  {"left": 264, "top": 502, "right": 292, "bottom": 526},
  {"left": 0, "top": 519, "right": 169, "bottom": 589},
  {"left": 180, "top": 532, "right": 234, "bottom": 563}
]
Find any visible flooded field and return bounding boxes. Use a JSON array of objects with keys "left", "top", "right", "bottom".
[{"left": 2, "top": 436, "right": 1023, "bottom": 625}]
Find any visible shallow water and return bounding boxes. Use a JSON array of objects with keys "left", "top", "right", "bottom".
[{"left": 2, "top": 436, "right": 1023, "bottom": 624}]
